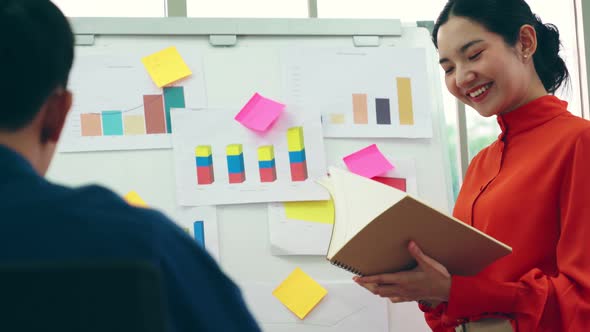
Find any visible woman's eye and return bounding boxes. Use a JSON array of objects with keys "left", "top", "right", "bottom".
[
  {"left": 444, "top": 67, "right": 454, "bottom": 74},
  {"left": 469, "top": 51, "right": 483, "bottom": 60}
]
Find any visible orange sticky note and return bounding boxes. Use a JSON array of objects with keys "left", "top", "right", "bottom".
[
  {"left": 124, "top": 191, "right": 148, "bottom": 208},
  {"left": 272, "top": 267, "right": 327, "bottom": 319},
  {"left": 141, "top": 46, "right": 192, "bottom": 88}
]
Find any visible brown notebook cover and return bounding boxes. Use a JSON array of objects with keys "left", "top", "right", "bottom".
[{"left": 319, "top": 167, "right": 512, "bottom": 277}]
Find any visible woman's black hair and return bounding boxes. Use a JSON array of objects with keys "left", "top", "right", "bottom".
[{"left": 432, "top": 0, "right": 569, "bottom": 94}]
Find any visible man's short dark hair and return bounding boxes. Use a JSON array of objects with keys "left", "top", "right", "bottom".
[{"left": 0, "top": 0, "right": 74, "bottom": 131}]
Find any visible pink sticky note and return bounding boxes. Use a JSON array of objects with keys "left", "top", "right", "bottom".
[
  {"left": 235, "top": 93, "right": 286, "bottom": 132},
  {"left": 343, "top": 144, "right": 394, "bottom": 178}
]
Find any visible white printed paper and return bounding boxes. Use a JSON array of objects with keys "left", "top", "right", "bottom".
[
  {"left": 59, "top": 51, "right": 207, "bottom": 152},
  {"left": 171, "top": 108, "right": 329, "bottom": 206}
]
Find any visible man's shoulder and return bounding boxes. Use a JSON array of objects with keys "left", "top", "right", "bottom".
[{"left": 47, "top": 183, "right": 173, "bottom": 230}]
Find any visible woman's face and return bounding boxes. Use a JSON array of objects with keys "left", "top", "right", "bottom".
[{"left": 437, "top": 16, "right": 534, "bottom": 117}]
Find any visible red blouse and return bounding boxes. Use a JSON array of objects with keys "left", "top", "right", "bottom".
[{"left": 420, "top": 96, "right": 590, "bottom": 331}]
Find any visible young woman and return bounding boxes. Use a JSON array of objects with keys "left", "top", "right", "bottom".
[{"left": 354, "top": 0, "right": 590, "bottom": 331}]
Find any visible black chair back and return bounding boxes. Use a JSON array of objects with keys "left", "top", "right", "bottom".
[{"left": 0, "top": 261, "right": 167, "bottom": 332}]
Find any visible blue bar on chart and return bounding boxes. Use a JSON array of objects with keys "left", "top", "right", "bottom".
[
  {"left": 163, "top": 86, "right": 186, "bottom": 134},
  {"left": 193, "top": 221, "right": 205, "bottom": 248},
  {"left": 226, "top": 144, "right": 246, "bottom": 184},
  {"left": 101, "top": 111, "right": 124, "bottom": 136},
  {"left": 375, "top": 98, "right": 391, "bottom": 125}
]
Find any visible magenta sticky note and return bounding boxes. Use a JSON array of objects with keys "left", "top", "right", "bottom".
[
  {"left": 235, "top": 93, "right": 286, "bottom": 132},
  {"left": 343, "top": 144, "right": 394, "bottom": 178}
]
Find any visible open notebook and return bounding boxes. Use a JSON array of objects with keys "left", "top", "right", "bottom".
[{"left": 318, "top": 167, "right": 512, "bottom": 277}]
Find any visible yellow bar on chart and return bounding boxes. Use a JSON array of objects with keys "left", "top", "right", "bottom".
[
  {"left": 329, "top": 113, "right": 346, "bottom": 124},
  {"left": 287, "top": 127, "right": 305, "bottom": 152},
  {"left": 195, "top": 145, "right": 212, "bottom": 157},
  {"left": 258, "top": 145, "right": 275, "bottom": 161},
  {"left": 226, "top": 144, "right": 243, "bottom": 156},
  {"left": 123, "top": 115, "right": 146, "bottom": 135},
  {"left": 397, "top": 77, "right": 415, "bottom": 125}
]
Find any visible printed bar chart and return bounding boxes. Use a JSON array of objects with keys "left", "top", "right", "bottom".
[
  {"left": 163, "top": 86, "right": 186, "bottom": 134},
  {"left": 193, "top": 221, "right": 205, "bottom": 248},
  {"left": 397, "top": 77, "right": 414, "bottom": 125},
  {"left": 79, "top": 86, "right": 186, "bottom": 137},
  {"left": 375, "top": 98, "right": 391, "bottom": 125},
  {"left": 258, "top": 145, "right": 277, "bottom": 183},
  {"left": 195, "top": 145, "right": 214, "bottom": 185},
  {"left": 324, "top": 78, "right": 415, "bottom": 127},
  {"left": 226, "top": 144, "right": 246, "bottom": 184},
  {"left": 143, "top": 94, "right": 166, "bottom": 134},
  {"left": 352, "top": 93, "right": 368, "bottom": 124},
  {"left": 287, "top": 127, "right": 308, "bottom": 181},
  {"left": 102, "top": 111, "right": 124, "bottom": 136}
]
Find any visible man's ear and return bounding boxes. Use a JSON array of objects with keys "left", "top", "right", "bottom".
[
  {"left": 518, "top": 24, "right": 538, "bottom": 62},
  {"left": 40, "top": 88, "right": 72, "bottom": 144}
]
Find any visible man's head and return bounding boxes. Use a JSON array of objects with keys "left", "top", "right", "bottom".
[{"left": 0, "top": 0, "right": 74, "bottom": 174}]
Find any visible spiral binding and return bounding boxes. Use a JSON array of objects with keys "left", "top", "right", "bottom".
[{"left": 331, "top": 260, "right": 363, "bottom": 276}]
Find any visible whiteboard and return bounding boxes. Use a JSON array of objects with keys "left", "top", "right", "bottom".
[{"left": 47, "top": 18, "right": 452, "bottom": 332}]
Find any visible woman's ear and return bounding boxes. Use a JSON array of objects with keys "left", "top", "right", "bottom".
[{"left": 518, "top": 24, "right": 538, "bottom": 62}]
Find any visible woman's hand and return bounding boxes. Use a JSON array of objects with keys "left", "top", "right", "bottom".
[{"left": 353, "top": 241, "right": 451, "bottom": 304}]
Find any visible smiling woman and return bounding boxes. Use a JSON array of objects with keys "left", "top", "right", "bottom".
[{"left": 354, "top": 0, "right": 590, "bottom": 331}]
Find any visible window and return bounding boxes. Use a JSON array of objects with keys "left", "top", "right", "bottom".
[
  {"left": 187, "top": 0, "right": 308, "bottom": 18},
  {"left": 51, "top": 0, "right": 166, "bottom": 17}
]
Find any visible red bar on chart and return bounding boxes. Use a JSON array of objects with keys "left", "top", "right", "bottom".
[
  {"left": 289, "top": 161, "right": 308, "bottom": 182},
  {"left": 259, "top": 167, "right": 277, "bottom": 183},
  {"left": 196, "top": 166, "right": 214, "bottom": 184},
  {"left": 80, "top": 113, "right": 102, "bottom": 136},
  {"left": 144, "top": 94, "right": 167, "bottom": 134},
  {"left": 229, "top": 172, "right": 246, "bottom": 183},
  {"left": 373, "top": 177, "right": 407, "bottom": 192}
]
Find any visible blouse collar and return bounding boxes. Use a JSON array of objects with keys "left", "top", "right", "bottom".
[{"left": 496, "top": 95, "right": 568, "bottom": 141}]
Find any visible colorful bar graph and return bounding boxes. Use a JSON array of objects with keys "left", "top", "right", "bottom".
[
  {"left": 226, "top": 144, "right": 246, "bottom": 184},
  {"left": 195, "top": 145, "right": 214, "bottom": 185},
  {"left": 287, "top": 127, "right": 308, "bottom": 181},
  {"left": 80, "top": 113, "right": 102, "bottom": 136},
  {"left": 143, "top": 94, "right": 166, "bottom": 134},
  {"left": 101, "top": 111, "right": 123, "bottom": 136},
  {"left": 352, "top": 93, "right": 368, "bottom": 124},
  {"left": 258, "top": 145, "right": 277, "bottom": 183},
  {"left": 193, "top": 221, "right": 205, "bottom": 248},
  {"left": 375, "top": 98, "right": 391, "bottom": 125},
  {"left": 123, "top": 115, "right": 146, "bottom": 135},
  {"left": 163, "top": 86, "right": 186, "bottom": 134},
  {"left": 397, "top": 77, "right": 415, "bottom": 125}
]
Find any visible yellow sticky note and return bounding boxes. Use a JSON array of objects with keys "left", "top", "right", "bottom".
[
  {"left": 272, "top": 267, "right": 327, "bottom": 319},
  {"left": 284, "top": 200, "right": 334, "bottom": 224},
  {"left": 141, "top": 46, "right": 192, "bottom": 88},
  {"left": 124, "top": 191, "right": 148, "bottom": 208}
]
